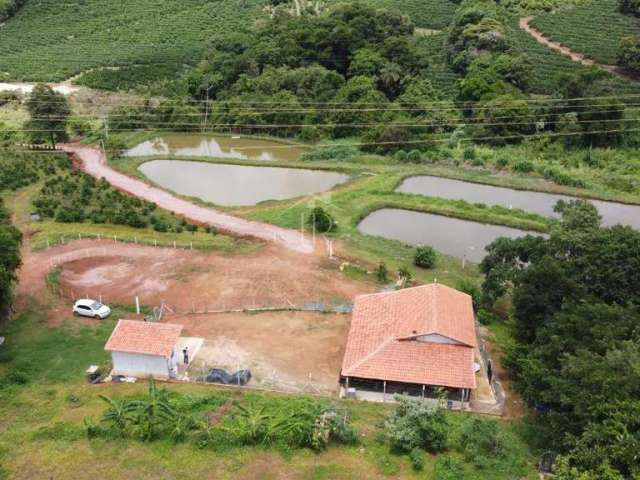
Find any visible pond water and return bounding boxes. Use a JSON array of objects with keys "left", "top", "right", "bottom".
[
  {"left": 138, "top": 160, "right": 349, "bottom": 206},
  {"left": 357, "top": 208, "right": 542, "bottom": 262},
  {"left": 126, "top": 134, "right": 305, "bottom": 162},
  {"left": 397, "top": 176, "right": 640, "bottom": 229}
]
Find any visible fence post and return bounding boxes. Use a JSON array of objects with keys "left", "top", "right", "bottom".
[
  {"left": 46, "top": 237, "right": 49, "bottom": 248},
  {"left": 114, "top": 235, "right": 117, "bottom": 243},
  {"left": 190, "top": 241, "right": 193, "bottom": 250},
  {"left": 78, "top": 233, "right": 81, "bottom": 240},
  {"left": 135, "top": 296, "right": 140, "bottom": 315},
  {"left": 154, "top": 239, "right": 157, "bottom": 247},
  {"left": 173, "top": 241, "right": 176, "bottom": 249},
  {"left": 134, "top": 236, "right": 137, "bottom": 244}
]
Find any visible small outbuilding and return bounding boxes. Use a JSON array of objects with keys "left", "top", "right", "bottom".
[{"left": 105, "top": 320, "right": 183, "bottom": 379}]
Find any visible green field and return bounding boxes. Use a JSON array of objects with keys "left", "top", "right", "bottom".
[
  {"left": 0, "top": 0, "right": 264, "bottom": 82},
  {"left": 507, "top": 16, "right": 640, "bottom": 95},
  {"left": 531, "top": 0, "right": 640, "bottom": 65}
]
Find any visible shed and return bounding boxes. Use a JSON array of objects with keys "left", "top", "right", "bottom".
[{"left": 104, "top": 320, "right": 183, "bottom": 379}]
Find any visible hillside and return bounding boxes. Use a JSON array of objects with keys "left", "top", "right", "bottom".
[{"left": 0, "top": 0, "right": 264, "bottom": 82}]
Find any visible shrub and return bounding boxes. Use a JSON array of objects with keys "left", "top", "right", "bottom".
[
  {"left": 433, "top": 455, "right": 466, "bottom": 480},
  {"left": 455, "top": 278, "right": 480, "bottom": 309},
  {"left": 407, "top": 150, "right": 422, "bottom": 163},
  {"left": 397, "top": 266, "right": 413, "bottom": 283},
  {"left": 414, "top": 246, "right": 436, "bottom": 269},
  {"left": 385, "top": 396, "right": 448, "bottom": 453},
  {"left": 409, "top": 447, "right": 425, "bottom": 471},
  {"left": 512, "top": 159, "right": 534, "bottom": 173},
  {"left": 463, "top": 146, "right": 476, "bottom": 160},
  {"left": 394, "top": 150, "right": 408, "bottom": 162},
  {"left": 496, "top": 155, "right": 509, "bottom": 170},
  {"left": 301, "top": 145, "right": 359, "bottom": 162},
  {"left": 458, "top": 417, "right": 506, "bottom": 468},
  {"left": 376, "top": 262, "right": 388, "bottom": 283},
  {"left": 307, "top": 207, "right": 336, "bottom": 233},
  {"left": 542, "top": 167, "right": 586, "bottom": 188},
  {"left": 477, "top": 308, "right": 497, "bottom": 325}
]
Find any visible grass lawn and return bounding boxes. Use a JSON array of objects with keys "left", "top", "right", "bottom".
[{"left": 0, "top": 304, "right": 539, "bottom": 480}]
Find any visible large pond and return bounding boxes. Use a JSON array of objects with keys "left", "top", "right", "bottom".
[
  {"left": 398, "top": 176, "right": 640, "bottom": 229},
  {"left": 357, "top": 208, "right": 542, "bottom": 262},
  {"left": 139, "top": 160, "right": 349, "bottom": 206},
  {"left": 126, "top": 134, "right": 306, "bottom": 162}
]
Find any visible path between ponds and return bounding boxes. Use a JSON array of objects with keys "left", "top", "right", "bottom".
[
  {"left": 519, "top": 16, "right": 638, "bottom": 82},
  {"left": 61, "top": 145, "right": 315, "bottom": 254}
]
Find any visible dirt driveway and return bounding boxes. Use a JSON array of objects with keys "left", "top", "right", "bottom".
[
  {"left": 61, "top": 145, "right": 315, "bottom": 254},
  {"left": 176, "top": 310, "right": 349, "bottom": 394}
]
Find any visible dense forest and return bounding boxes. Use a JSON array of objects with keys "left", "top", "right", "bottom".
[{"left": 481, "top": 201, "right": 640, "bottom": 479}]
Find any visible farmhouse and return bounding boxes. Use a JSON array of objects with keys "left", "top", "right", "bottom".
[
  {"left": 105, "top": 320, "right": 183, "bottom": 379},
  {"left": 340, "top": 283, "right": 477, "bottom": 402}
]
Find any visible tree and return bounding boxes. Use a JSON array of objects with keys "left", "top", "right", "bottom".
[
  {"left": 618, "top": 35, "right": 640, "bottom": 72},
  {"left": 0, "top": 200, "right": 21, "bottom": 318},
  {"left": 619, "top": 0, "right": 640, "bottom": 16},
  {"left": 414, "top": 245, "right": 436, "bottom": 268},
  {"left": 307, "top": 206, "right": 335, "bottom": 233},
  {"left": 385, "top": 396, "right": 448, "bottom": 452},
  {"left": 25, "top": 84, "right": 70, "bottom": 146}
]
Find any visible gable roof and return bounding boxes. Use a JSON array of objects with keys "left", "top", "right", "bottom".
[
  {"left": 104, "top": 320, "right": 183, "bottom": 357},
  {"left": 341, "top": 284, "right": 477, "bottom": 389}
]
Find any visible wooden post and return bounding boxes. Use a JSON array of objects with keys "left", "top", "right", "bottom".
[
  {"left": 383, "top": 380, "right": 387, "bottom": 402},
  {"left": 135, "top": 296, "right": 140, "bottom": 315}
]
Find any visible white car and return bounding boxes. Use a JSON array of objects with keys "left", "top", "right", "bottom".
[{"left": 73, "top": 299, "right": 111, "bottom": 319}]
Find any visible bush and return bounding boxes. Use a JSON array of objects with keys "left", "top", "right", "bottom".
[
  {"left": 477, "top": 309, "right": 497, "bottom": 325},
  {"left": 463, "top": 146, "right": 476, "bottom": 160},
  {"left": 458, "top": 417, "right": 506, "bottom": 468},
  {"left": 512, "top": 160, "right": 534, "bottom": 173},
  {"left": 394, "top": 150, "right": 408, "bottom": 162},
  {"left": 542, "top": 167, "right": 586, "bottom": 188},
  {"left": 433, "top": 455, "right": 466, "bottom": 480},
  {"left": 301, "top": 145, "right": 359, "bottom": 162},
  {"left": 407, "top": 150, "right": 422, "bottom": 163},
  {"left": 307, "top": 207, "right": 336, "bottom": 233},
  {"left": 409, "top": 447, "right": 425, "bottom": 471},
  {"left": 455, "top": 278, "right": 480, "bottom": 309},
  {"left": 385, "top": 396, "right": 448, "bottom": 453},
  {"left": 376, "top": 262, "right": 388, "bottom": 283},
  {"left": 414, "top": 246, "right": 436, "bottom": 269}
]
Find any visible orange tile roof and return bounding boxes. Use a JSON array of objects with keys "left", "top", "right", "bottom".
[
  {"left": 104, "top": 320, "right": 183, "bottom": 357},
  {"left": 341, "top": 284, "right": 477, "bottom": 389}
]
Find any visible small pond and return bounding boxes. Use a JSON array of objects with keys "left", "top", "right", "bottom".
[
  {"left": 397, "top": 176, "right": 640, "bottom": 229},
  {"left": 138, "top": 160, "right": 349, "bottom": 206},
  {"left": 126, "top": 134, "right": 306, "bottom": 162},
  {"left": 357, "top": 208, "right": 543, "bottom": 262}
]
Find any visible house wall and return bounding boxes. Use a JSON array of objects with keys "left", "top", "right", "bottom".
[
  {"left": 111, "top": 351, "right": 169, "bottom": 379},
  {"left": 415, "top": 333, "right": 461, "bottom": 345}
]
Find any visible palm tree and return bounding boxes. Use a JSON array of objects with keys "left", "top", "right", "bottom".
[
  {"left": 98, "top": 394, "right": 135, "bottom": 435},
  {"left": 129, "top": 377, "right": 177, "bottom": 441},
  {"left": 378, "top": 63, "right": 404, "bottom": 99}
]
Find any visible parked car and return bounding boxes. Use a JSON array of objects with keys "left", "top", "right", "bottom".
[{"left": 73, "top": 299, "right": 111, "bottom": 319}]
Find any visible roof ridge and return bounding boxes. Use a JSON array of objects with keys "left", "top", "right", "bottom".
[{"left": 343, "top": 335, "right": 396, "bottom": 375}]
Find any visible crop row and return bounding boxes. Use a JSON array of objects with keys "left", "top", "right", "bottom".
[
  {"left": 0, "top": 0, "right": 265, "bottom": 82},
  {"left": 530, "top": 0, "right": 640, "bottom": 65}
]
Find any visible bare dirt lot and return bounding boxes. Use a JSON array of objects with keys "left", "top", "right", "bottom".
[
  {"left": 177, "top": 310, "right": 349, "bottom": 394},
  {"left": 19, "top": 239, "right": 374, "bottom": 392},
  {"left": 21, "top": 239, "right": 373, "bottom": 313}
]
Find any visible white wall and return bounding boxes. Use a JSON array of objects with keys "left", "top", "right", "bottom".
[
  {"left": 415, "top": 334, "right": 461, "bottom": 345},
  {"left": 111, "top": 351, "right": 170, "bottom": 379}
]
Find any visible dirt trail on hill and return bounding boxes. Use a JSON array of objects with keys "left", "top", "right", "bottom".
[
  {"left": 61, "top": 144, "right": 315, "bottom": 254},
  {"left": 519, "top": 16, "right": 638, "bottom": 82}
]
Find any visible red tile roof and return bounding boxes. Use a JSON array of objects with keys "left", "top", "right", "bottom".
[
  {"left": 342, "top": 284, "right": 477, "bottom": 389},
  {"left": 104, "top": 320, "right": 183, "bottom": 357}
]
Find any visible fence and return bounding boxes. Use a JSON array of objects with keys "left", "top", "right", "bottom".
[{"left": 33, "top": 230, "right": 214, "bottom": 253}]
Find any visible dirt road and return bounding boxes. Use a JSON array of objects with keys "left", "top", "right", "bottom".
[
  {"left": 519, "top": 16, "right": 637, "bottom": 82},
  {"left": 61, "top": 145, "right": 315, "bottom": 254}
]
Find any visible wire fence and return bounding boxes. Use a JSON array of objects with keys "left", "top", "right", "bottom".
[{"left": 33, "top": 230, "right": 219, "bottom": 252}]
